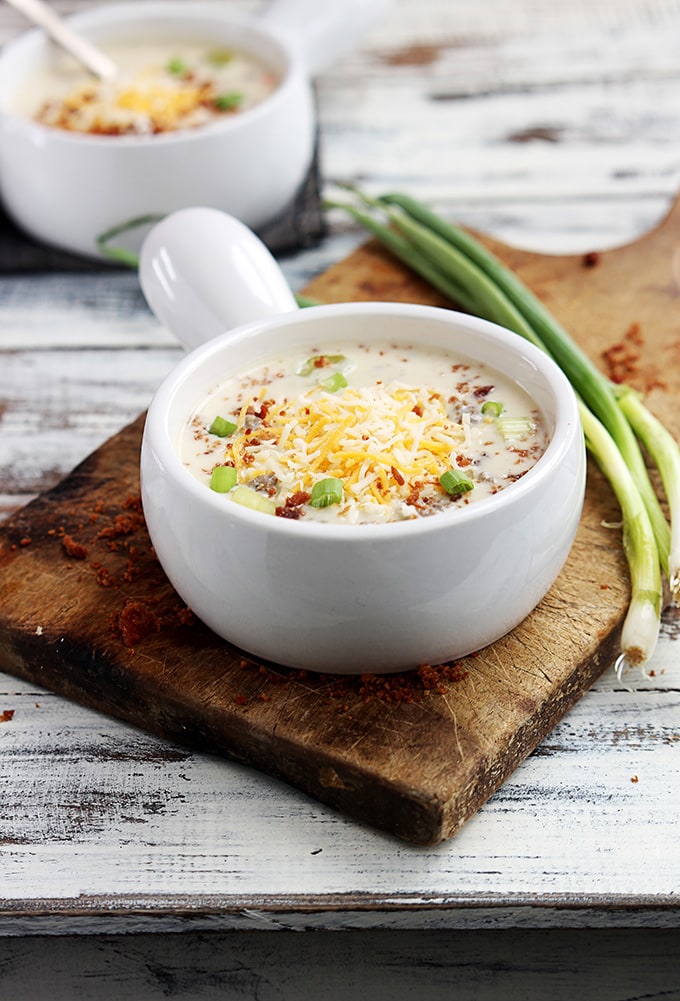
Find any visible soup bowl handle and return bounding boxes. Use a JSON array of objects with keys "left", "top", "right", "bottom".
[
  {"left": 138, "top": 207, "right": 299, "bottom": 351},
  {"left": 258, "top": 0, "right": 391, "bottom": 76}
]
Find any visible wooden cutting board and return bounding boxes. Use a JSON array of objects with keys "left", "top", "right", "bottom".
[{"left": 2, "top": 199, "right": 679, "bottom": 846}]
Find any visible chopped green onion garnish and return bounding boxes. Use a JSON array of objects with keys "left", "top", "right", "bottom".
[
  {"left": 214, "top": 92, "right": 243, "bottom": 111},
  {"left": 229, "top": 485, "right": 276, "bottom": 515},
  {"left": 496, "top": 416, "right": 536, "bottom": 441},
  {"left": 297, "top": 354, "right": 346, "bottom": 377},
  {"left": 310, "top": 477, "right": 343, "bottom": 508},
  {"left": 320, "top": 372, "right": 348, "bottom": 392},
  {"left": 439, "top": 468, "right": 474, "bottom": 497},
  {"left": 206, "top": 47, "right": 234, "bottom": 66},
  {"left": 210, "top": 465, "right": 237, "bottom": 493},
  {"left": 481, "top": 400, "right": 503, "bottom": 417},
  {"left": 208, "top": 415, "right": 237, "bottom": 437},
  {"left": 167, "top": 57, "right": 188, "bottom": 75}
]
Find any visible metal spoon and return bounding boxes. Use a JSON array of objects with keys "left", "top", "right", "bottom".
[{"left": 5, "top": 0, "right": 117, "bottom": 81}]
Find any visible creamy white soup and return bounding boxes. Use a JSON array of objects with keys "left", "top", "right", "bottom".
[
  {"left": 179, "top": 341, "right": 549, "bottom": 524},
  {"left": 12, "top": 40, "right": 277, "bottom": 135}
]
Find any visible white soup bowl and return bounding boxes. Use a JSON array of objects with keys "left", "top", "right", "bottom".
[
  {"left": 0, "top": 0, "right": 386, "bottom": 259},
  {"left": 137, "top": 209, "right": 586, "bottom": 674}
]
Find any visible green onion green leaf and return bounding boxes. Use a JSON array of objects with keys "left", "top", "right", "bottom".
[
  {"left": 319, "top": 372, "right": 348, "bottom": 392},
  {"left": 297, "top": 354, "right": 346, "bottom": 377},
  {"left": 206, "top": 47, "right": 234, "bottom": 66},
  {"left": 439, "top": 468, "right": 474, "bottom": 496},
  {"left": 229, "top": 485, "right": 276, "bottom": 515},
  {"left": 327, "top": 183, "right": 680, "bottom": 672},
  {"left": 208, "top": 415, "right": 237, "bottom": 437},
  {"left": 310, "top": 477, "right": 344, "bottom": 508},
  {"left": 481, "top": 400, "right": 504, "bottom": 417},
  {"left": 214, "top": 92, "right": 243, "bottom": 111},
  {"left": 496, "top": 416, "right": 536, "bottom": 441},
  {"left": 167, "top": 57, "right": 188, "bottom": 76},
  {"left": 210, "top": 465, "right": 237, "bottom": 493}
]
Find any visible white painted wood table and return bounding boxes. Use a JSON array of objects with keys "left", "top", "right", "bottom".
[{"left": 1, "top": 1, "right": 679, "bottom": 997}]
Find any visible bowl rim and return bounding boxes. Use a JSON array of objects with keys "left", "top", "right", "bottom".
[
  {"left": 0, "top": 0, "right": 302, "bottom": 147},
  {"left": 142, "top": 300, "right": 585, "bottom": 542}
]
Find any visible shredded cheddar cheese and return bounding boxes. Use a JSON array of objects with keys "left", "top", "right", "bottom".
[{"left": 229, "top": 382, "right": 467, "bottom": 517}]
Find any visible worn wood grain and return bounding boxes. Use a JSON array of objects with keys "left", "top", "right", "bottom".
[{"left": 2, "top": 198, "right": 679, "bottom": 846}]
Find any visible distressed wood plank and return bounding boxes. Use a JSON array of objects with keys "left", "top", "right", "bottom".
[
  {"left": 2, "top": 928, "right": 680, "bottom": 1001},
  {"left": 0, "top": 0, "right": 679, "bottom": 942}
]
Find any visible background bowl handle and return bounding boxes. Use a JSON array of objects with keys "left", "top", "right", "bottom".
[{"left": 259, "top": 0, "right": 391, "bottom": 76}]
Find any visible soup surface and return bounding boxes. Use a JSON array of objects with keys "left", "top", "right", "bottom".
[
  {"left": 179, "top": 340, "right": 549, "bottom": 524},
  {"left": 12, "top": 39, "right": 277, "bottom": 134}
]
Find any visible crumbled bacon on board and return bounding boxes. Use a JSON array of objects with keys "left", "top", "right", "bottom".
[
  {"left": 45, "top": 489, "right": 468, "bottom": 702},
  {"left": 238, "top": 658, "right": 469, "bottom": 706},
  {"left": 600, "top": 322, "right": 666, "bottom": 392},
  {"left": 602, "top": 322, "right": 644, "bottom": 384},
  {"left": 116, "top": 600, "right": 161, "bottom": 648},
  {"left": 62, "top": 534, "right": 88, "bottom": 559}
]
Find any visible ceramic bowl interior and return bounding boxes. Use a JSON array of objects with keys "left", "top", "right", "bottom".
[{"left": 0, "top": 3, "right": 292, "bottom": 138}]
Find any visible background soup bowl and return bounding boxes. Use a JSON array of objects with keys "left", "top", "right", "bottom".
[
  {"left": 0, "top": 0, "right": 386, "bottom": 260},
  {"left": 140, "top": 301, "right": 586, "bottom": 674}
]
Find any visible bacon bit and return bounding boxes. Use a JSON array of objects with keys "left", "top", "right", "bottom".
[
  {"left": 391, "top": 465, "right": 405, "bottom": 486},
  {"left": 627, "top": 323, "right": 644, "bottom": 346},
  {"left": 582, "top": 250, "right": 601, "bottom": 268},
  {"left": 122, "top": 557, "right": 143, "bottom": 583},
  {"left": 243, "top": 659, "right": 468, "bottom": 705},
  {"left": 94, "top": 565, "right": 116, "bottom": 588},
  {"left": 631, "top": 775, "right": 639, "bottom": 783},
  {"left": 234, "top": 694, "right": 248, "bottom": 706},
  {"left": 0, "top": 709, "right": 15, "bottom": 723},
  {"left": 97, "top": 511, "right": 145, "bottom": 539},
  {"left": 473, "top": 385, "right": 494, "bottom": 398},
  {"left": 177, "top": 606, "right": 195, "bottom": 626},
  {"left": 62, "top": 534, "right": 88, "bottom": 559},
  {"left": 115, "top": 600, "right": 161, "bottom": 648},
  {"left": 276, "top": 490, "right": 311, "bottom": 519},
  {"left": 601, "top": 323, "right": 644, "bottom": 384},
  {"left": 20, "top": 536, "right": 31, "bottom": 547},
  {"left": 123, "top": 495, "right": 143, "bottom": 513}
]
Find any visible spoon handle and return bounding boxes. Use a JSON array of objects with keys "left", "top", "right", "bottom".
[{"left": 5, "top": 0, "right": 117, "bottom": 80}]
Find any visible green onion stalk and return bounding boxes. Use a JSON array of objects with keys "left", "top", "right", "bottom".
[{"left": 325, "top": 186, "right": 679, "bottom": 673}]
